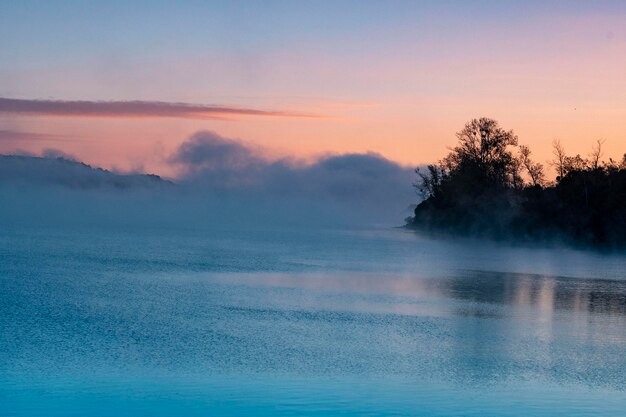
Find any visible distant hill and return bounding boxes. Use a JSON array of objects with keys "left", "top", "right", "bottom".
[{"left": 0, "top": 155, "right": 173, "bottom": 189}]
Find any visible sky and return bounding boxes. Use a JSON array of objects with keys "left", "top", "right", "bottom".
[{"left": 1, "top": 0, "right": 625, "bottom": 177}]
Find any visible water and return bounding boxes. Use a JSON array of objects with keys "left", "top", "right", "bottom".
[{"left": 2, "top": 225, "right": 626, "bottom": 416}]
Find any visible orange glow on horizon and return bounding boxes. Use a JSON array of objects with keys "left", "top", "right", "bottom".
[{"left": 1, "top": 11, "right": 625, "bottom": 179}]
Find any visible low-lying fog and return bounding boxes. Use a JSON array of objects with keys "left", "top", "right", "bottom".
[{"left": 1, "top": 130, "right": 417, "bottom": 231}]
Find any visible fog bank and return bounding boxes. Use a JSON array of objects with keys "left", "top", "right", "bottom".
[{"left": 1, "top": 131, "right": 417, "bottom": 230}]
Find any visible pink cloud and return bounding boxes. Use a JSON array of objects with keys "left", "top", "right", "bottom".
[{"left": 0, "top": 97, "right": 322, "bottom": 120}]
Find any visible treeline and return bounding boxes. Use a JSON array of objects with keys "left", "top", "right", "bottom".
[{"left": 406, "top": 118, "right": 626, "bottom": 246}]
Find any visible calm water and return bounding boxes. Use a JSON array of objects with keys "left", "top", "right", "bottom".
[{"left": 1, "top": 225, "right": 626, "bottom": 416}]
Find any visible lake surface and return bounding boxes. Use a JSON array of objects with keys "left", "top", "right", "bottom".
[{"left": 2, "top": 225, "right": 626, "bottom": 416}]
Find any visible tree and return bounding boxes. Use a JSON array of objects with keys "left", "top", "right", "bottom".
[
  {"left": 518, "top": 145, "right": 545, "bottom": 187},
  {"left": 409, "top": 118, "right": 626, "bottom": 246},
  {"left": 589, "top": 139, "right": 605, "bottom": 170},
  {"left": 414, "top": 164, "right": 445, "bottom": 199},
  {"left": 441, "top": 117, "right": 519, "bottom": 190},
  {"left": 551, "top": 139, "right": 567, "bottom": 180},
  {"left": 564, "top": 154, "right": 588, "bottom": 173}
]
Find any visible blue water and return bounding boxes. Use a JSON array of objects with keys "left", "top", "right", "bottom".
[{"left": 2, "top": 226, "right": 626, "bottom": 416}]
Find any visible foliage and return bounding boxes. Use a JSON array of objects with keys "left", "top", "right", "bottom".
[{"left": 407, "top": 118, "right": 626, "bottom": 246}]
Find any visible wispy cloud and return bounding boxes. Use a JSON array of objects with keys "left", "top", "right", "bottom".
[
  {"left": 0, "top": 129, "right": 78, "bottom": 142},
  {"left": 0, "top": 97, "right": 322, "bottom": 119}
]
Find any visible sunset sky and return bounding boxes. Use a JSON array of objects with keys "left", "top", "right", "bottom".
[{"left": 1, "top": 0, "right": 625, "bottom": 177}]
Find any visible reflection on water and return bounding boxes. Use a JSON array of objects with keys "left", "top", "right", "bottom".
[
  {"left": 200, "top": 270, "right": 626, "bottom": 384},
  {"left": 207, "top": 269, "right": 626, "bottom": 318},
  {"left": 452, "top": 271, "right": 626, "bottom": 316}
]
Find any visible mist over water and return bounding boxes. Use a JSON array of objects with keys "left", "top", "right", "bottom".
[{"left": 0, "top": 133, "right": 418, "bottom": 230}]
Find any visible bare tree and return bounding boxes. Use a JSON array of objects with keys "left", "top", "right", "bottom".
[
  {"left": 518, "top": 145, "right": 545, "bottom": 187},
  {"left": 589, "top": 139, "right": 605, "bottom": 169},
  {"left": 551, "top": 139, "right": 567, "bottom": 180}
]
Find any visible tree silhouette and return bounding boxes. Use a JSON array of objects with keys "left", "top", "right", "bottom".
[
  {"left": 408, "top": 118, "right": 626, "bottom": 246},
  {"left": 518, "top": 145, "right": 545, "bottom": 187},
  {"left": 551, "top": 139, "right": 567, "bottom": 181},
  {"left": 442, "top": 118, "right": 519, "bottom": 190}
]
